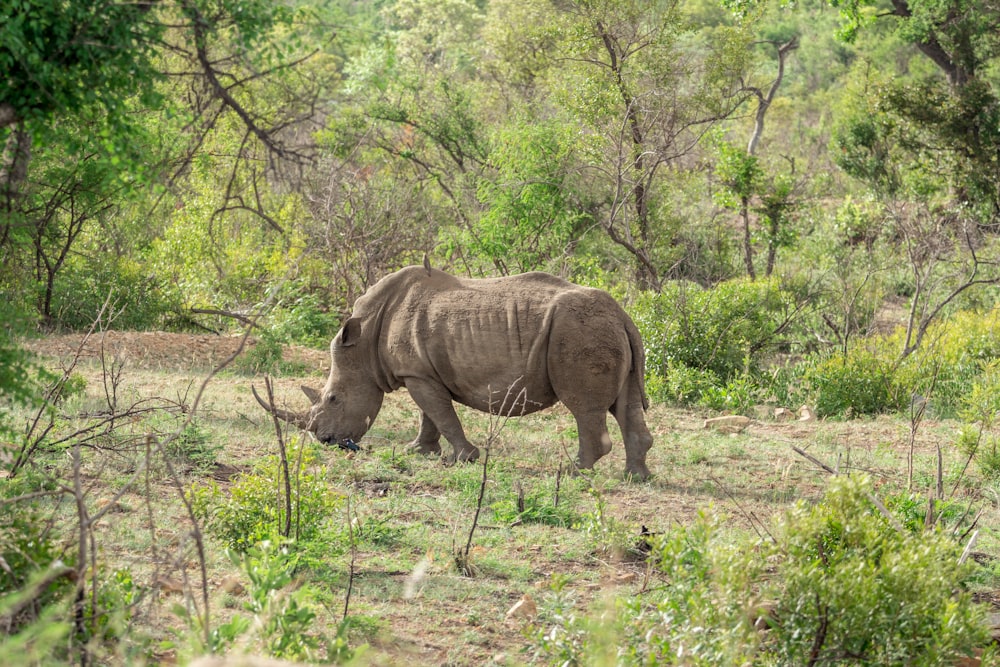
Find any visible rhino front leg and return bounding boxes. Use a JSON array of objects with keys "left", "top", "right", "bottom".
[
  {"left": 409, "top": 412, "right": 442, "bottom": 455},
  {"left": 403, "top": 378, "right": 480, "bottom": 463}
]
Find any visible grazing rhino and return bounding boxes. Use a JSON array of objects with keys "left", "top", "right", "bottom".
[{"left": 253, "top": 265, "right": 653, "bottom": 479}]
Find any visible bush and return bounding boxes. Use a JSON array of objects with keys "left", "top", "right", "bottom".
[
  {"left": 631, "top": 277, "right": 793, "bottom": 406},
  {"left": 49, "top": 257, "right": 175, "bottom": 331},
  {"left": 531, "top": 476, "right": 989, "bottom": 665},
  {"left": 955, "top": 359, "right": 1000, "bottom": 479},
  {"left": 800, "top": 344, "right": 906, "bottom": 417},
  {"left": 769, "top": 476, "right": 987, "bottom": 665},
  {"left": 269, "top": 286, "right": 339, "bottom": 349},
  {"left": 189, "top": 438, "right": 343, "bottom": 553}
]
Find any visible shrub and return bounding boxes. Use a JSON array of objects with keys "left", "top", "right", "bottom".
[
  {"left": 164, "top": 420, "right": 221, "bottom": 472},
  {"left": 955, "top": 359, "right": 1000, "bottom": 479},
  {"left": 531, "top": 476, "right": 989, "bottom": 665},
  {"left": 769, "top": 476, "right": 987, "bottom": 665},
  {"left": 800, "top": 344, "right": 906, "bottom": 417},
  {"left": 269, "top": 287, "right": 339, "bottom": 349},
  {"left": 50, "top": 257, "right": 174, "bottom": 331},
  {"left": 189, "top": 439, "right": 343, "bottom": 553},
  {"left": 631, "top": 277, "right": 793, "bottom": 406},
  {"left": 490, "top": 478, "right": 580, "bottom": 527}
]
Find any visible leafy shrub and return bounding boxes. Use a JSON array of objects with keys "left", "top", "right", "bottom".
[
  {"left": 631, "top": 277, "right": 793, "bottom": 406},
  {"left": 769, "top": 476, "right": 987, "bottom": 665},
  {"left": 164, "top": 421, "right": 221, "bottom": 472},
  {"left": 171, "top": 541, "right": 358, "bottom": 663},
  {"left": 50, "top": 257, "right": 174, "bottom": 331},
  {"left": 189, "top": 439, "right": 343, "bottom": 552},
  {"left": 800, "top": 344, "right": 906, "bottom": 417},
  {"left": 954, "top": 359, "right": 1000, "bottom": 479},
  {"left": 269, "top": 287, "right": 339, "bottom": 348},
  {"left": 0, "top": 302, "right": 46, "bottom": 440},
  {"left": 895, "top": 308, "right": 1000, "bottom": 416},
  {"left": 532, "top": 476, "right": 989, "bottom": 665},
  {"left": 233, "top": 329, "right": 307, "bottom": 376}
]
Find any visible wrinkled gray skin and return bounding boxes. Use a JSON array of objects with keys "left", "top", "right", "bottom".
[{"left": 258, "top": 265, "right": 653, "bottom": 479}]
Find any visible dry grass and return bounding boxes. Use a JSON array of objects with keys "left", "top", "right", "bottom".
[{"left": 11, "top": 332, "right": 1000, "bottom": 665}]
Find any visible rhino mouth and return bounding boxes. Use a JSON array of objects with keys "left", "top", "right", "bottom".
[{"left": 318, "top": 435, "right": 362, "bottom": 451}]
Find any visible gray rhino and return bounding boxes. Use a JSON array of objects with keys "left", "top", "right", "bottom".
[{"left": 253, "top": 265, "right": 653, "bottom": 479}]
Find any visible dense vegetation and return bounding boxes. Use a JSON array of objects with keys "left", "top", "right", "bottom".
[{"left": 3, "top": 0, "right": 1000, "bottom": 664}]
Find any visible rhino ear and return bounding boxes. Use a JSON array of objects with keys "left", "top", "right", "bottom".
[
  {"left": 301, "top": 385, "right": 322, "bottom": 404},
  {"left": 339, "top": 317, "right": 362, "bottom": 348}
]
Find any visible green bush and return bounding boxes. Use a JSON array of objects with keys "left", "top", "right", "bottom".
[
  {"left": 531, "top": 476, "right": 989, "bottom": 665},
  {"left": 631, "top": 277, "right": 793, "bottom": 406},
  {"left": 189, "top": 439, "right": 343, "bottom": 553},
  {"left": 49, "top": 257, "right": 175, "bottom": 331},
  {"left": 895, "top": 308, "right": 1000, "bottom": 416},
  {"left": 164, "top": 420, "right": 221, "bottom": 472},
  {"left": 769, "top": 476, "right": 987, "bottom": 665},
  {"left": 954, "top": 359, "right": 1000, "bottom": 479},
  {"left": 269, "top": 287, "right": 339, "bottom": 348},
  {"left": 0, "top": 302, "right": 46, "bottom": 440},
  {"left": 801, "top": 344, "right": 906, "bottom": 417},
  {"left": 170, "top": 541, "right": 358, "bottom": 663},
  {"left": 490, "top": 479, "right": 580, "bottom": 527}
]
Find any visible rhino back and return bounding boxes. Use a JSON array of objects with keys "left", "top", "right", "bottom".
[{"left": 373, "top": 270, "right": 576, "bottom": 411}]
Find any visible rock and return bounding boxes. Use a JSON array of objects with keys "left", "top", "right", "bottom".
[
  {"left": 703, "top": 415, "right": 751, "bottom": 433},
  {"left": 773, "top": 407, "right": 795, "bottom": 421},
  {"left": 505, "top": 593, "right": 537, "bottom": 621},
  {"left": 221, "top": 575, "right": 244, "bottom": 596},
  {"left": 798, "top": 405, "right": 815, "bottom": 421}
]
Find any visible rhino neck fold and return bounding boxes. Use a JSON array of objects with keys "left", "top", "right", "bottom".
[{"left": 362, "top": 297, "right": 398, "bottom": 394}]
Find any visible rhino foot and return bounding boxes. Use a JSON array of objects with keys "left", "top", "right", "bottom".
[
  {"left": 449, "top": 445, "right": 480, "bottom": 464},
  {"left": 624, "top": 463, "right": 651, "bottom": 481},
  {"left": 408, "top": 439, "right": 442, "bottom": 456}
]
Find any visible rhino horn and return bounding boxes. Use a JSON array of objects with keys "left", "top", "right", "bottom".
[
  {"left": 251, "top": 384, "right": 312, "bottom": 431},
  {"left": 301, "top": 385, "right": 321, "bottom": 404}
]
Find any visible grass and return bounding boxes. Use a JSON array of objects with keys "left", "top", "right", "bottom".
[{"left": 5, "top": 347, "right": 1000, "bottom": 665}]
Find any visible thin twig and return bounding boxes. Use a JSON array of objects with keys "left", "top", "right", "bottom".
[{"left": 791, "top": 446, "right": 905, "bottom": 532}]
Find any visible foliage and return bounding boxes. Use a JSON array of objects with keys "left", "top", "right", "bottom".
[
  {"left": 164, "top": 421, "right": 222, "bottom": 473},
  {"left": 800, "top": 343, "right": 906, "bottom": 417},
  {"left": 0, "top": 0, "right": 162, "bottom": 123},
  {"left": 189, "top": 439, "right": 343, "bottom": 553},
  {"left": 0, "top": 471, "right": 67, "bottom": 599},
  {"left": 955, "top": 359, "right": 1000, "bottom": 479},
  {"left": 490, "top": 477, "right": 581, "bottom": 527},
  {"left": 632, "top": 277, "right": 793, "bottom": 405},
  {"left": 532, "top": 476, "right": 989, "bottom": 665},
  {"left": 172, "top": 541, "right": 358, "bottom": 663},
  {"left": 466, "top": 118, "right": 585, "bottom": 273},
  {"left": 0, "top": 303, "right": 45, "bottom": 441},
  {"left": 768, "top": 476, "right": 987, "bottom": 665}
]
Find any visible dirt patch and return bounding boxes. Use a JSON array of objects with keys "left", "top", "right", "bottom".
[{"left": 23, "top": 330, "right": 329, "bottom": 372}]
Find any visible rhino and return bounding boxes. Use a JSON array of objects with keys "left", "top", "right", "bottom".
[{"left": 253, "top": 265, "right": 653, "bottom": 479}]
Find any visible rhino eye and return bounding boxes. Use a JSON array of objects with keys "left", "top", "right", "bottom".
[{"left": 328, "top": 395, "right": 336, "bottom": 404}]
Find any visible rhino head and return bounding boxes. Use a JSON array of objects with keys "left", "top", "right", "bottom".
[{"left": 252, "top": 317, "right": 384, "bottom": 447}]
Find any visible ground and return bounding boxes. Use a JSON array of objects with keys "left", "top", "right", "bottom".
[{"left": 15, "top": 330, "right": 1000, "bottom": 665}]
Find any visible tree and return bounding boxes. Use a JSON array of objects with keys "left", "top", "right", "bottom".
[
  {"left": 1, "top": 0, "right": 329, "bottom": 327},
  {"left": 538, "top": 0, "right": 758, "bottom": 289}
]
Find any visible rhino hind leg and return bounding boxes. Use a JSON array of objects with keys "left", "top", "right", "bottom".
[
  {"left": 572, "top": 409, "right": 615, "bottom": 471},
  {"left": 403, "top": 378, "right": 480, "bottom": 464},
  {"left": 409, "top": 412, "right": 443, "bottom": 456},
  {"left": 611, "top": 378, "right": 653, "bottom": 480}
]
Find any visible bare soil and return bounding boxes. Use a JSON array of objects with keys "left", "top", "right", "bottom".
[{"left": 23, "top": 330, "right": 330, "bottom": 372}]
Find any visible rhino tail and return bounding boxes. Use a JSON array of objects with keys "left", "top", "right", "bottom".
[{"left": 625, "top": 318, "right": 650, "bottom": 411}]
